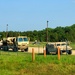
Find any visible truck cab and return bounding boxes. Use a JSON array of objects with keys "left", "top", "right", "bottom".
[{"left": 16, "top": 36, "right": 29, "bottom": 51}]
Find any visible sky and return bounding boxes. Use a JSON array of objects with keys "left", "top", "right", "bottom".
[{"left": 0, "top": 0, "right": 75, "bottom": 31}]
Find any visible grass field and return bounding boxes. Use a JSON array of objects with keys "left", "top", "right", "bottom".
[
  {"left": 0, "top": 51, "right": 75, "bottom": 75},
  {"left": 70, "top": 42, "right": 75, "bottom": 50}
]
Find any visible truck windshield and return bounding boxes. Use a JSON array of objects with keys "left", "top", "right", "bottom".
[
  {"left": 18, "top": 38, "right": 23, "bottom": 42},
  {"left": 23, "top": 38, "right": 28, "bottom": 41},
  {"left": 17, "top": 38, "right": 28, "bottom": 42}
]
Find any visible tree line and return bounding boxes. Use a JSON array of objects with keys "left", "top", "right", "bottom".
[{"left": 0, "top": 24, "right": 75, "bottom": 42}]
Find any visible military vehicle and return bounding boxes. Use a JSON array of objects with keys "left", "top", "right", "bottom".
[
  {"left": 46, "top": 42, "right": 72, "bottom": 54},
  {"left": 16, "top": 36, "right": 29, "bottom": 51},
  {"left": 2, "top": 36, "right": 29, "bottom": 52},
  {"left": 0, "top": 40, "right": 3, "bottom": 49}
]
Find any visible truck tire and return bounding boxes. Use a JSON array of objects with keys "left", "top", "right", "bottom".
[
  {"left": 68, "top": 50, "right": 72, "bottom": 54},
  {"left": 13, "top": 47, "right": 18, "bottom": 52},
  {"left": 46, "top": 47, "right": 50, "bottom": 54},
  {"left": 3, "top": 46, "right": 8, "bottom": 51},
  {"left": 24, "top": 47, "right": 28, "bottom": 52}
]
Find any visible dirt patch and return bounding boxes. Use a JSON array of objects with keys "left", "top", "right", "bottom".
[
  {"left": 28, "top": 47, "right": 44, "bottom": 53},
  {"left": 72, "top": 50, "right": 75, "bottom": 55}
]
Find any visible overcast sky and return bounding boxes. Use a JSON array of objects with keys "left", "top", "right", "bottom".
[{"left": 0, "top": 0, "right": 75, "bottom": 31}]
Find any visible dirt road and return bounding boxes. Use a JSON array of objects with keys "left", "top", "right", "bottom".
[
  {"left": 28, "top": 47, "right": 75, "bottom": 55},
  {"left": 28, "top": 47, "right": 44, "bottom": 53},
  {"left": 72, "top": 50, "right": 75, "bottom": 55}
]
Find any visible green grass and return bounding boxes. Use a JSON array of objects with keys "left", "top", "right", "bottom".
[
  {"left": 0, "top": 51, "right": 75, "bottom": 75},
  {"left": 29, "top": 42, "right": 46, "bottom": 47},
  {"left": 70, "top": 42, "right": 75, "bottom": 50}
]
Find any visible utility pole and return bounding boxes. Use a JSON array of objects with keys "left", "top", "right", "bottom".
[
  {"left": 47, "top": 21, "right": 49, "bottom": 43},
  {"left": 6, "top": 24, "right": 8, "bottom": 38}
]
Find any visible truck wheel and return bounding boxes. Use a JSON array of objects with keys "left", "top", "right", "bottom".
[
  {"left": 46, "top": 47, "right": 50, "bottom": 54},
  {"left": 68, "top": 50, "right": 72, "bottom": 54},
  {"left": 24, "top": 47, "right": 28, "bottom": 52},
  {"left": 3, "top": 46, "right": 8, "bottom": 51},
  {"left": 13, "top": 47, "right": 18, "bottom": 52}
]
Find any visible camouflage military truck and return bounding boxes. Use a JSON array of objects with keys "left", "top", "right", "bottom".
[
  {"left": 2, "top": 36, "right": 29, "bottom": 52},
  {"left": 2, "top": 37, "right": 17, "bottom": 51},
  {"left": 0, "top": 40, "right": 3, "bottom": 49},
  {"left": 46, "top": 42, "right": 72, "bottom": 54}
]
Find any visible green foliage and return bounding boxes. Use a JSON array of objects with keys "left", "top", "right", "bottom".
[
  {"left": 70, "top": 42, "right": 75, "bottom": 50},
  {"left": 1, "top": 24, "right": 75, "bottom": 42}
]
